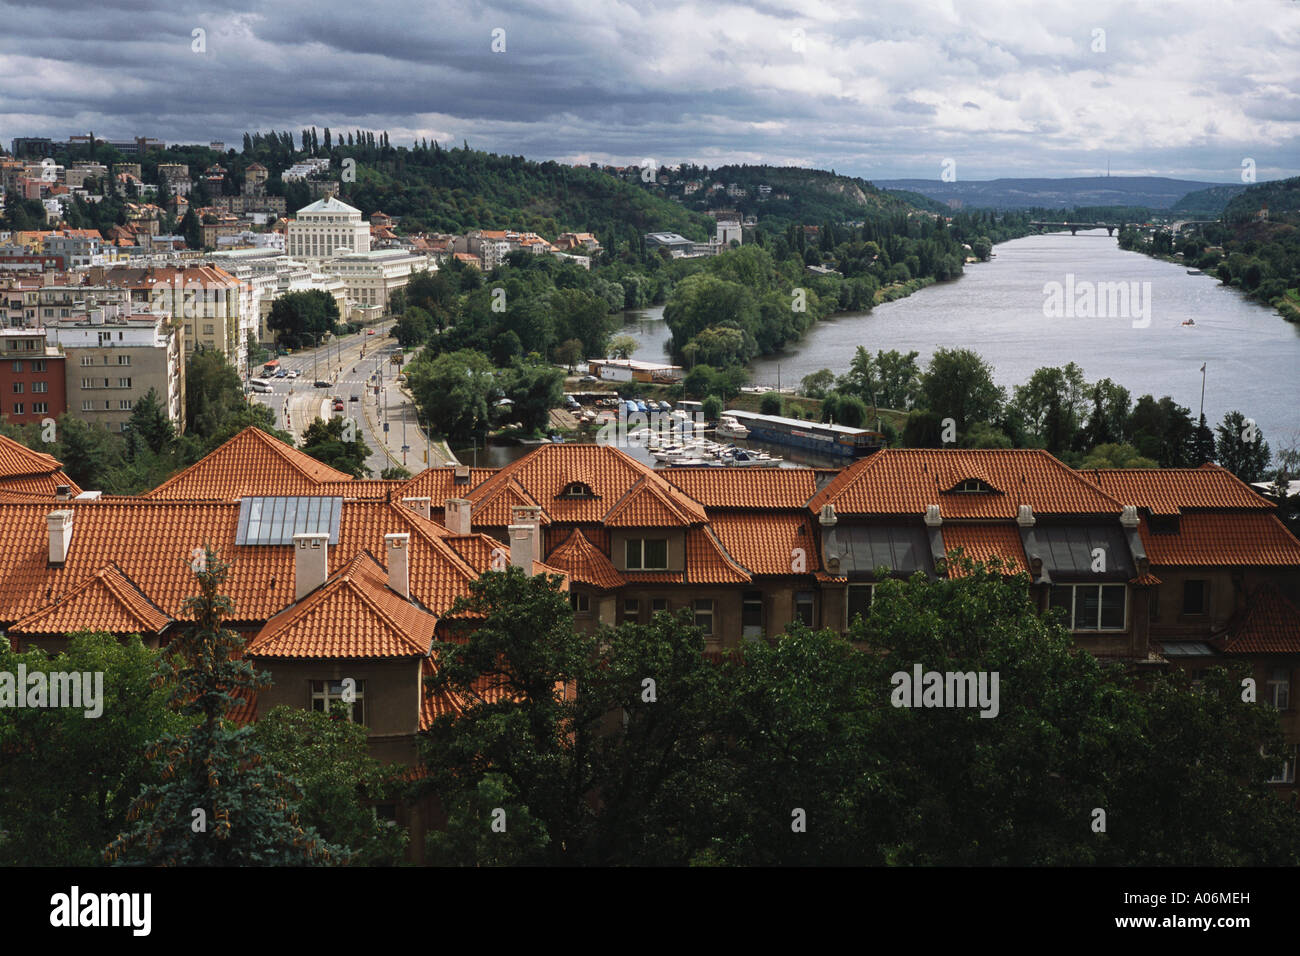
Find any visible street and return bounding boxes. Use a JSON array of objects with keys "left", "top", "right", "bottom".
[{"left": 245, "top": 322, "right": 456, "bottom": 477}]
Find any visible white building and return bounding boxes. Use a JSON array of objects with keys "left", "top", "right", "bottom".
[
  {"left": 323, "top": 249, "right": 427, "bottom": 318},
  {"left": 716, "top": 220, "right": 743, "bottom": 247},
  {"left": 281, "top": 158, "right": 332, "bottom": 182},
  {"left": 285, "top": 196, "right": 370, "bottom": 260}
]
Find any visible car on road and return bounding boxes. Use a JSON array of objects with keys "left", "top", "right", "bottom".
[
  {"left": 349, "top": 394, "right": 359, "bottom": 402},
  {"left": 314, "top": 380, "right": 330, "bottom": 388},
  {"left": 275, "top": 369, "right": 288, "bottom": 378},
  {"left": 366, "top": 328, "right": 376, "bottom": 335},
  {"left": 579, "top": 374, "right": 597, "bottom": 382},
  {"left": 248, "top": 380, "right": 274, "bottom": 393},
  {"left": 635, "top": 400, "right": 648, "bottom": 412},
  {"left": 287, "top": 369, "right": 302, "bottom": 378},
  {"left": 332, "top": 400, "right": 345, "bottom": 412}
]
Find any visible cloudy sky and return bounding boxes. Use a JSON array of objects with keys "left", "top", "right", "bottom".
[{"left": 3, "top": 0, "right": 1297, "bottom": 182}]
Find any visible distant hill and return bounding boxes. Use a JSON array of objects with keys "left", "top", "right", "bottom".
[
  {"left": 1170, "top": 183, "right": 1249, "bottom": 217},
  {"left": 1221, "top": 176, "right": 1300, "bottom": 222},
  {"left": 703, "top": 164, "right": 923, "bottom": 226},
  {"left": 872, "top": 176, "right": 1238, "bottom": 211}
]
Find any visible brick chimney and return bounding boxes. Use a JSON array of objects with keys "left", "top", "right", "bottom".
[
  {"left": 510, "top": 505, "right": 542, "bottom": 529},
  {"left": 445, "top": 498, "right": 472, "bottom": 535},
  {"left": 47, "top": 509, "right": 74, "bottom": 564},
  {"left": 508, "top": 523, "right": 537, "bottom": 572},
  {"left": 401, "top": 496, "right": 431, "bottom": 521},
  {"left": 384, "top": 532, "right": 410, "bottom": 600},
  {"left": 55, "top": 484, "right": 72, "bottom": 501},
  {"left": 293, "top": 531, "right": 329, "bottom": 600}
]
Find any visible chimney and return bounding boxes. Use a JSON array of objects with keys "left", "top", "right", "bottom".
[
  {"left": 453, "top": 465, "right": 471, "bottom": 484},
  {"left": 508, "top": 523, "right": 537, "bottom": 572},
  {"left": 1017, "top": 504, "right": 1036, "bottom": 528},
  {"left": 401, "top": 496, "right": 431, "bottom": 521},
  {"left": 47, "top": 509, "right": 74, "bottom": 564},
  {"left": 292, "top": 531, "right": 329, "bottom": 600},
  {"left": 924, "top": 504, "right": 942, "bottom": 527},
  {"left": 1120, "top": 505, "right": 1139, "bottom": 528},
  {"left": 819, "top": 503, "right": 837, "bottom": 527},
  {"left": 55, "top": 484, "right": 72, "bottom": 501},
  {"left": 445, "top": 498, "right": 472, "bottom": 535},
  {"left": 510, "top": 505, "right": 542, "bottom": 529},
  {"left": 384, "top": 532, "right": 410, "bottom": 600}
]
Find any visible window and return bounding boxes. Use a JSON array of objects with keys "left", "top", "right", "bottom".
[
  {"left": 310, "top": 679, "right": 364, "bottom": 724},
  {"left": 31, "top": 359, "right": 44, "bottom": 372},
  {"left": 33, "top": 402, "right": 47, "bottom": 414},
  {"left": 32, "top": 381, "right": 46, "bottom": 393},
  {"left": 11, "top": 382, "right": 21, "bottom": 393},
  {"left": 570, "top": 591, "right": 590, "bottom": 614},
  {"left": 1050, "top": 584, "right": 1127, "bottom": 631},
  {"left": 846, "top": 584, "right": 875, "bottom": 625},
  {"left": 81, "top": 400, "right": 92, "bottom": 411},
  {"left": 119, "top": 400, "right": 133, "bottom": 410},
  {"left": 951, "top": 479, "right": 995, "bottom": 493},
  {"left": 625, "top": 538, "right": 669, "bottom": 570},
  {"left": 651, "top": 597, "right": 669, "bottom": 614},
  {"left": 11, "top": 403, "right": 22, "bottom": 414},
  {"left": 10, "top": 360, "right": 20, "bottom": 372},
  {"left": 1267, "top": 668, "right": 1291, "bottom": 710},
  {"left": 742, "top": 590, "right": 763, "bottom": 639},
  {"left": 560, "top": 481, "right": 595, "bottom": 498},
  {"left": 117, "top": 355, "right": 130, "bottom": 365},
  {"left": 694, "top": 598, "right": 714, "bottom": 636},
  {"left": 795, "top": 590, "right": 815, "bottom": 627},
  {"left": 118, "top": 377, "right": 132, "bottom": 388},
  {"left": 80, "top": 355, "right": 95, "bottom": 366},
  {"left": 1266, "top": 745, "right": 1297, "bottom": 785},
  {"left": 621, "top": 598, "right": 640, "bottom": 624},
  {"left": 1182, "top": 579, "right": 1208, "bottom": 615}
]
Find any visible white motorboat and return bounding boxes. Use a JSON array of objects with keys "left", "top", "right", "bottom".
[{"left": 715, "top": 415, "right": 750, "bottom": 439}]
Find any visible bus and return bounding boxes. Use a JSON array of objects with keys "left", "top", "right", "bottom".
[{"left": 261, "top": 359, "right": 280, "bottom": 378}]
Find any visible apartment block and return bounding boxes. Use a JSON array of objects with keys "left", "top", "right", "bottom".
[
  {"left": 0, "top": 328, "right": 66, "bottom": 425},
  {"left": 285, "top": 196, "right": 370, "bottom": 259}
]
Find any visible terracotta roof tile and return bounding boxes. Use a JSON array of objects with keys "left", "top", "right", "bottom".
[
  {"left": 1140, "top": 513, "right": 1300, "bottom": 566},
  {"left": 604, "top": 475, "right": 703, "bottom": 527},
  {"left": 0, "top": 434, "right": 81, "bottom": 496},
  {"left": 546, "top": 529, "right": 625, "bottom": 590},
  {"left": 1080, "top": 466, "right": 1273, "bottom": 514},
  {"left": 247, "top": 552, "right": 436, "bottom": 659},
  {"left": 685, "top": 527, "right": 751, "bottom": 584},
  {"left": 664, "top": 468, "right": 818, "bottom": 509},
  {"left": 941, "top": 525, "right": 1027, "bottom": 575},
  {"left": 809, "top": 449, "right": 1123, "bottom": 518},
  {"left": 707, "top": 512, "right": 819, "bottom": 576},
  {"left": 1219, "top": 585, "right": 1300, "bottom": 654},
  {"left": 9, "top": 564, "right": 171, "bottom": 636},
  {"left": 143, "top": 427, "right": 354, "bottom": 500},
  {"left": 396, "top": 467, "right": 497, "bottom": 508}
]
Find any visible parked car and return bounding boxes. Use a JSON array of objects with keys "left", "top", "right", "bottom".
[
  {"left": 635, "top": 400, "right": 648, "bottom": 413},
  {"left": 579, "top": 374, "right": 597, "bottom": 382}
]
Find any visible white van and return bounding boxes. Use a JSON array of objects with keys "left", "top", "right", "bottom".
[{"left": 249, "top": 379, "right": 274, "bottom": 393}]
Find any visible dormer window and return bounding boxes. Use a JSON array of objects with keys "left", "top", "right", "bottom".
[
  {"left": 950, "top": 479, "right": 996, "bottom": 493},
  {"left": 560, "top": 481, "right": 596, "bottom": 499}
]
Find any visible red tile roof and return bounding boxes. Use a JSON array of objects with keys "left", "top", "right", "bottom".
[
  {"left": 810, "top": 449, "right": 1123, "bottom": 518},
  {"left": 941, "top": 524, "right": 1027, "bottom": 575},
  {"left": 604, "top": 475, "right": 703, "bottom": 527},
  {"left": 1140, "top": 513, "right": 1300, "bottom": 566},
  {"left": 1219, "top": 585, "right": 1300, "bottom": 654},
  {"left": 1080, "top": 466, "right": 1273, "bottom": 514},
  {"left": 9, "top": 564, "right": 171, "bottom": 637},
  {"left": 665, "top": 467, "right": 818, "bottom": 509},
  {"left": 684, "top": 527, "right": 751, "bottom": 584},
  {"left": 546, "top": 529, "right": 625, "bottom": 590},
  {"left": 144, "top": 427, "right": 354, "bottom": 500},
  {"left": 247, "top": 552, "right": 437, "bottom": 659},
  {"left": 706, "top": 512, "right": 820, "bottom": 576},
  {"left": 0, "top": 434, "right": 81, "bottom": 497}
]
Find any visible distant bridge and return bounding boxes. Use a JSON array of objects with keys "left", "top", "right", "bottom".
[{"left": 1029, "top": 221, "right": 1125, "bottom": 236}]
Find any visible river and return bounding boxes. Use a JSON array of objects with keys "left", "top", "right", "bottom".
[{"left": 622, "top": 231, "right": 1300, "bottom": 448}]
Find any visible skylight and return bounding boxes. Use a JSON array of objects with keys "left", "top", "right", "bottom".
[{"left": 235, "top": 497, "right": 343, "bottom": 545}]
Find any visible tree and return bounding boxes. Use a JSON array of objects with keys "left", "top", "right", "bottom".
[
  {"left": 1079, "top": 443, "right": 1160, "bottom": 469},
  {"left": 380, "top": 464, "right": 412, "bottom": 480},
  {"left": 971, "top": 236, "right": 993, "bottom": 261},
  {"left": 106, "top": 547, "right": 340, "bottom": 865},
  {"left": 1129, "top": 395, "right": 1195, "bottom": 466},
  {"left": 606, "top": 334, "right": 639, "bottom": 360},
  {"left": 392, "top": 307, "right": 433, "bottom": 348},
  {"left": 0, "top": 633, "right": 182, "bottom": 866},
  {"left": 267, "top": 290, "right": 341, "bottom": 350},
  {"left": 554, "top": 338, "right": 584, "bottom": 372},
  {"left": 759, "top": 391, "right": 783, "bottom": 416},
  {"left": 1191, "top": 413, "right": 1216, "bottom": 466},
  {"left": 407, "top": 348, "right": 497, "bottom": 443},
  {"left": 920, "top": 348, "right": 1004, "bottom": 431},
  {"left": 299, "top": 415, "right": 373, "bottom": 478},
  {"left": 820, "top": 392, "right": 869, "bottom": 428},
  {"left": 252, "top": 706, "right": 409, "bottom": 865},
  {"left": 53, "top": 415, "right": 125, "bottom": 490},
  {"left": 1011, "top": 363, "right": 1089, "bottom": 454},
  {"left": 125, "top": 387, "right": 176, "bottom": 457},
  {"left": 800, "top": 369, "right": 835, "bottom": 399},
  {"left": 502, "top": 361, "right": 565, "bottom": 435},
  {"left": 179, "top": 208, "right": 202, "bottom": 250},
  {"left": 1215, "top": 411, "right": 1272, "bottom": 482},
  {"left": 702, "top": 394, "right": 724, "bottom": 421}
]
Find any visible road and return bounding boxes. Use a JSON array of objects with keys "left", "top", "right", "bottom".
[{"left": 245, "top": 322, "right": 456, "bottom": 477}]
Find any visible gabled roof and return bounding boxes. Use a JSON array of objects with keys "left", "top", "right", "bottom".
[
  {"left": 0, "top": 433, "right": 81, "bottom": 497},
  {"left": 603, "top": 475, "right": 703, "bottom": 527},
  {"left": 466, "top": 444, "right": 706, "bottom": 526},
  {"left": 247, "top": 552, "right": 436, "bottom": 659},
  {"left": 665, "top": 468, "right": 818, "bottom": 509},
  {"left": 809, "top": 449, "right": 1123, "bottom": 519},
  {"left": 1139, "top": 513, "right": 1300, "bottom": 566},
  {"left": 684, "top": 527, "right": 751, "bottom": 584},
  {"left": 1080, "top": 465, "right": 1273, "bottom": 515},
  {"left": 143, "top": 427, "right": 354, "bottom": 500},
  {"left": 394, "top": 467, "right": 497, "bottom": 509},
  {"left": 1219, "top": 585, "right": 1300, "bottom": 654},
  {"left": 9, "top": 564, "right": 171, "bottom": 637},
  {"left": 546, "top": 529, "right": 625, "bottom": 590}
]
